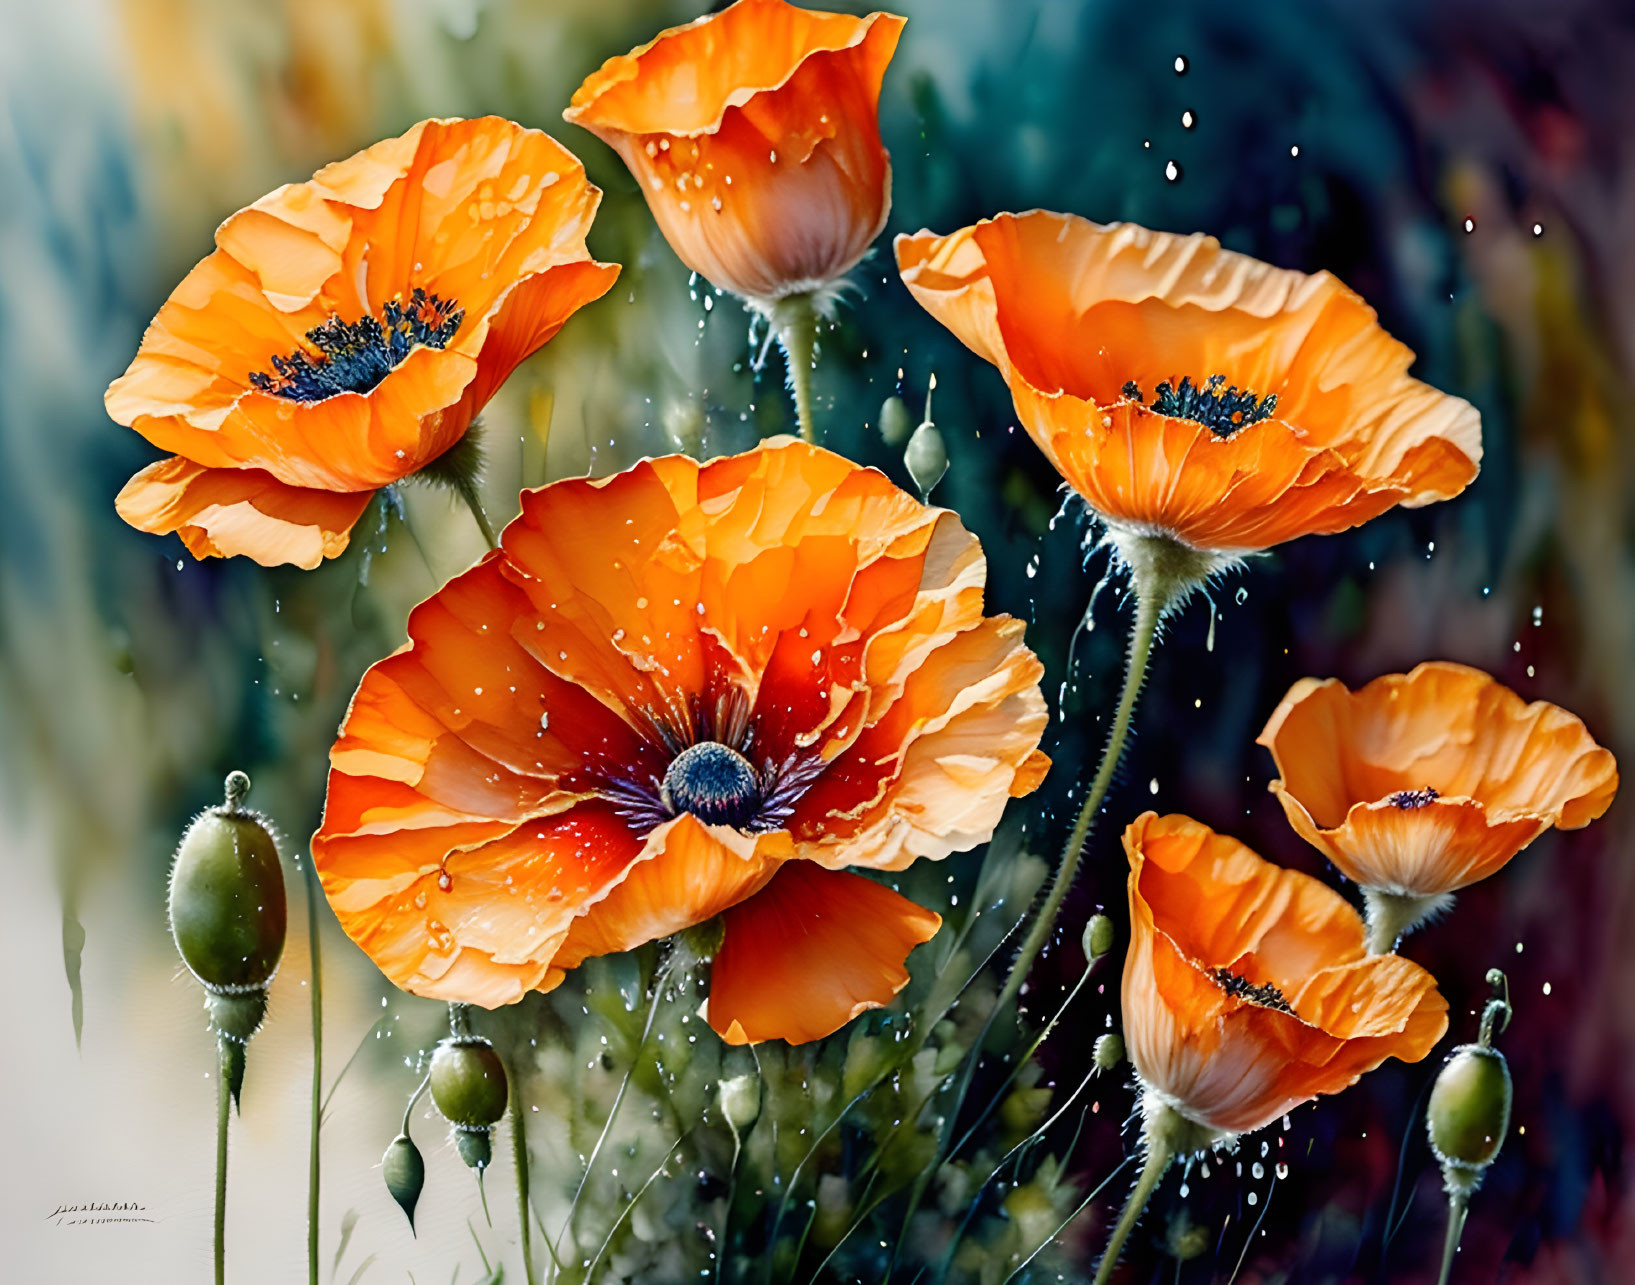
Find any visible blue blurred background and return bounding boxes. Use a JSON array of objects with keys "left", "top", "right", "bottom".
[{"left": 3, "top": 0, "right": 1632, "bottom": 1280}]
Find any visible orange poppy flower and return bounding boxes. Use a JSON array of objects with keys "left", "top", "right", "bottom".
[
  {"left": 897, "top": 212, "right": 1481, "bottom": 592},
  {"left": 1123, "top": 812, "right": 1447, "bottom": 1140},
  {"left": 1259, "top": 662, "right": 1618, "bottom": 951},
  {"left": 107, "top": 116, "right": 619, "bottom": 569},
  {"left": 311, "top": 438, "right": 1050, "bottom": 1044},
  {"left": 564, "top": 0, "right": 904, "bottom": 310}
]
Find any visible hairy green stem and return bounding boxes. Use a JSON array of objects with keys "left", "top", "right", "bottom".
[
  {"left": 302, "top": 859, "right": 324, "bottom": 1285},
  {"left": 1093, "top": 1134, "right": 1174, "bottom": 1285},
  {"left": 772, "top": 295, "right": 818, "bottom": 443},
  {"left": 1437, "top": 1196, "right": 1470, "bottom": 1285},
  {"left": 454, "top": 474, "right": 499, "bottom": 551},
  {"left": 510, "top": 1065, "right": 536, "bottom": 1285},
  {"left": 993, "top": 569, "right": 1167, "bottom": 1029},
  {"left": 215, "top": 1039, "right": 230, "bottom": 1285}
]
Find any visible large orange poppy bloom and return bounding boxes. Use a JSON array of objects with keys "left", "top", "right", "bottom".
[
  {"left": 107, "top": 117, "right": 619, "bottom": 569},
  {"left": 1259, "top": 662, "right": 1618, "bottom": 948},
  {"left": 1123, "top": 812, "right": 1447, "bottom": 1139},
  {"left": 896, "top": 212, "right": 1481, "bottom": 581},
  {"left": 564, "top": 0, "right": 904, "bottom": 309},
  {"left": 312, "top": 438, "right": 1050, "bottom": 1044}
]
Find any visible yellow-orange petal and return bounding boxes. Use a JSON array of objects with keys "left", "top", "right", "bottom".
[
  {"left": 318, "top": 800, "right": 647, "bottom": 1006},
  {"left": 1258, "top": 662, "right": 1619, "bottom": 897},
  {"left": 550, "top": 814, "right": 790, "bottom": 970},
  {"left": 897, "top": 211, "right": 1481, "bottom": 552},
  {"left": 1124, "top": 812, "right": 1446, "bottom": 1136},
  {"left": 707, "top": 861, "right": 941, "bottom": 1044},
  {"left": 566, "top": 0, "right": 903, "bottom": 302},
  {"left": 115, "top": 456, "right": 373, "bottom": 568}
]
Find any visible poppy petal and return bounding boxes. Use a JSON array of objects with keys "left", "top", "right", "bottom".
[
  {"left": 115, "top": 456, "right": 373, "bottom": 568},
  {"left": 707, "top": 861, "right": 941, "bottom": 1045}
]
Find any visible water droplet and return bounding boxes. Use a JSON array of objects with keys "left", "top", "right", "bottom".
[
  {"left": 1463, "top": 217, "right": 1477, "bottom": 233},
  {"left": 1173, "top": 54, "right": 1188, "bottom": 74},
  {"left": 1165, "top": 159, "right": 1183, "bottom": 182},
  {"left": 1181, "top": 109, "right": 1195, "bottom": 129}
]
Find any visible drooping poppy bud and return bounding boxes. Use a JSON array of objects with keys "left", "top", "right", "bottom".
[
  {"left": 383, "top": 1133, "right": 427, "bottom": 1232},
  {"left": 1082, "top": 914, "right": 1115, "bottom": 965},
  {"left": 905, "top": 422, "right": 948, "bottom": 500},
  {"left": 430, "top": 1008, "right": 509, "bottom": 1174},
  {"left": 879, "top": 396, "right": 913, "bottom": 447},
  {"left": 1093, "top": 1032, "right": 1124, "bottom": 1072},
  {"left": 168, "top": 771, "right": 286, "bottom": 1108}
]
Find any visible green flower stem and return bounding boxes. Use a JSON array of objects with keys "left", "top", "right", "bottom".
[
  {"left": 215, "top": 1039, "right": 230, "bottom": 1285},
  {"left": 771, "top": 295, "right": 818, "bottom": 443},
  {"left": 1093, "top": 1132, "right": 1174, "bottom": 1285},
  {"left": 509, "top": 1065, "right": 536, "bottom": 1285},
  {"left": 302, "top": 858, "right": 324, "bottom": 1285},
  {"left": 454, "top": 473, "right": 499, "bottom": 551},
  {"left": 993, "top": 565, "right": 1168, "bottom": 1032},
  {"left": 1437, "top": 1196, "right": 1470, "bottom": 1285}
]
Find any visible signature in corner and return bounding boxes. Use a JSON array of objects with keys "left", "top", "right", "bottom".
[{"left": 46, "top": 1201, "right": 156, "bottom": 1227}]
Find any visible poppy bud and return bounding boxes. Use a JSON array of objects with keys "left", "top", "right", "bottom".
[
  {"left": 1082, "top": 914, "right": 1115, "bottom": 964},
  {"left": 905, "top": 421, "right": 948, "bottom": 499},
  {"left": 169, "top": 772, "right": 285, "bottom": 1110},
  {"left": 879, "top": 396, "right": 913, "bottom": 447},
  {"left": 382, "top": 1133, "right": 426, "bottom": 1232},
  {"left": 1094, "top": 1032, "right": 1124, "bottom": 1071},
  {"left": 1427, "top": 1045, "right": 1511, "bottom": 1193},
  {"left": 430, "top": 1035, "right": 508, "bottom": 1172},
  {"left": 169, "top": 772, "right": 287, "bottom": 993},
  {"left": 1428, "top": 969, "right": 1513, "bottom": 1203},
  {"left": 718, "top": 1074, "right": 761, "bottom": 1137}
]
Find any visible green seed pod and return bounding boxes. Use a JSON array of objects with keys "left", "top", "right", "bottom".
[
  {"left": 1082, "top": 914, "right": 1115, "bottom": 964},
  {"left": 169, "top": 772, "right": 286, "bottom": 993},
  {"left": 1428, "top": 1044, "right": 1512, "bottom": 1187},
  {"left": 1093, "top": 1032, "right": 1124, "bottom": 1071},
  {"left": 382, "top": 1133, "right": 426, "bottom": 1232},
  {"left": 718, "top": 1074, "right": 761, "bottom": 1136},
  {"left": 430, "top": 1036, "right": 508, "bottom": 1128},
  {"left": 879, "top": 395, "right": 913, "bottom": 446},
  {"left": 905, "top": 421, "right": 948, "bottom": 499},
  {"left": 431, "top": 1035, "right": 507, "bottom": 1172}
]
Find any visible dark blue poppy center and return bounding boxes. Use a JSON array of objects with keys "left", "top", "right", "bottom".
[
  {"left": 1209, "top": 967, "right": 1295, "bottom": 1013},
  {"left": 1121, "top": 374, "right": 1279, "bottom": 437},
  {"left": 1389, "top": 786, "right": 1441, "bottom": 809},
  {"left": 249, "top": 287, "right": 465, "bottom": 402},
  {"left": 662, "top": 741, "right": 764, "bottom": 827}
]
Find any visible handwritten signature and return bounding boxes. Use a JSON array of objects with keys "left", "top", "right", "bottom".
[{"left": 46, "top": 1201, "right": 156, "bottom": 1227}]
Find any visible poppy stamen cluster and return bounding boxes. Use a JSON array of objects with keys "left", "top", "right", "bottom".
[
  {"left": 249, "top": 288, "right": 467, "bottom": 402},
  {"left": 1119, "top": 375, "right": 1280, "bottom": 438},
  {"left": 1390, "top": 786, "right": 1441, "bottom": 810},
  {"left": 1208, "top": 966, "right": 1295, "bottom": 1014}
]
